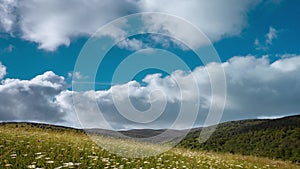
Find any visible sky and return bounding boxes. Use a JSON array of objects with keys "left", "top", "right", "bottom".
[{"left": 0, "top": 0, "right": 300, "bottom": 130}]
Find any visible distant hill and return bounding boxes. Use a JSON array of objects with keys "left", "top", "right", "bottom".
[{"left": 177, "top": 115, "right": 300, "bottom": 162}]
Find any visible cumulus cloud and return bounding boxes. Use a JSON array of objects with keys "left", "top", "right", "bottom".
[
  {"left": 1, "top": 55, "right": 300, "bottom": 129},
  {"left": 17, "top": 0, "right": 139, "bottom": 51},
  {"left": 0, "top": 62, "right": 6, "bottom": 79},
  {"left": 0, "top": 71, "right": 68, "bottom": 123},
  {"left": 223, "top": 55, "right": 300, "bottom": 120},
  {"left": 255, "top": 26, "right": 278, "bottom": 50},
  {"left": 139, "top": 0, "right": 259, "bottom": 48},
  {"left": 0, "top": 0, "right": 260, "bottom": 51}
]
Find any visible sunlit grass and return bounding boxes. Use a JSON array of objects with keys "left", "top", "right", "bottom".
[{"left": 0, "top": 124, "right": 298, "bottom": 169}]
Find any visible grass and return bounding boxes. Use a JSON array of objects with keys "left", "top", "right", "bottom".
[{"left": 0, "top": 123, "right": 299, "bottom": 169}]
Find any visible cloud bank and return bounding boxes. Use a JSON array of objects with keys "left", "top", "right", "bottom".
[
  {"left": 1, "top": 55, "right": 300, "bottom": 129},
  {"left": 0, "top": 0, "right": 260, "bottom": 51}
]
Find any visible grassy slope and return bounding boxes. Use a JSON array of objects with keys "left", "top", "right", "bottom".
[
  {"left": 0, "top": 124, "right": 299, "bottom": 169},
  {"left": 177, "top": 115, "right": 300, "bottom": 163}
]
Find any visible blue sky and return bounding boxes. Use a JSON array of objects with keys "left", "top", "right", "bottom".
[{"left": 0, "top": 0, "right": 300, "bottom": 129}]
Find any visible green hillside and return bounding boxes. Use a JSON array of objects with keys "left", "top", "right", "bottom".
[
  {"left": 178, "top": 115, "right": 300, "bottom": 163},
  {"left": 1, "top": 123, "right": 299, "bottom": 169}
]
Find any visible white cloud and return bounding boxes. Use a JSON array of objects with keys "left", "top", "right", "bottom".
[
  {"left": 255, "top": 26, "right": 278, "bottom": 50},
  {"left": 271, "top": 56, "right": 300, "bottom": 72},
  {"left": 257, "top": 115, "right": 288, "bottom": 119},
  {"left": 149, "top": 34, "right": 190, "bottom": 51},
  {"left": 0, "top": 71, "right": 68, "bottom": 123},
  {"left": 223, "top": 55, "right": 300, "bottom": 119},
  {"left": 1, "top": 55, "right": 300, "bottom": 129},
  {"left": 68, "top": 71, "right": 87, "bottom": 80},
  {"left": 266, "top": 26, "right": 278, "bottom": 45},
  {"left": 0, "top": 62, "right": 6, "bottom": 79},
  {"left": 0, "top": 0, "right": 17, "bottom": 32},
  {"left": 0, "top": 0, "right": 260, "bottom": 51},
  {"left": 17, "top": 0, "right": 139, "bottom": 51},
  {"left": 117, "top": 38, "right": 148, "bottom": 51},
  {"left": 138, "top": 0, "right": 260, "bottom": 48}
]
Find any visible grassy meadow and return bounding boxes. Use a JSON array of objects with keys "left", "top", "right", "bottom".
[{"left": 0, "top": 123, "right": 299, "bottom": 169}]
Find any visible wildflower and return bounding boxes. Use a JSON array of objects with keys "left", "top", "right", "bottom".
[
  {"left": 235, "top": 164, "right": 243, "bottom": 168},
  {"left": 27, "top": 165, "right": 36, "bottom": 168},
  {"left": 63, "top": 162, "right": 74, "bottom": 167},
  {"left": 10, "top": 154, "right": 17, "bottom": 157},
  {"left": 54, "top": 166, "right": 62, "bottom": 169},
  {"left": 35, "top": 155, "right": 45, "bottom": 159},
  {"left": 5, "top": 164, "right": 12, "bottom": 167}
]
